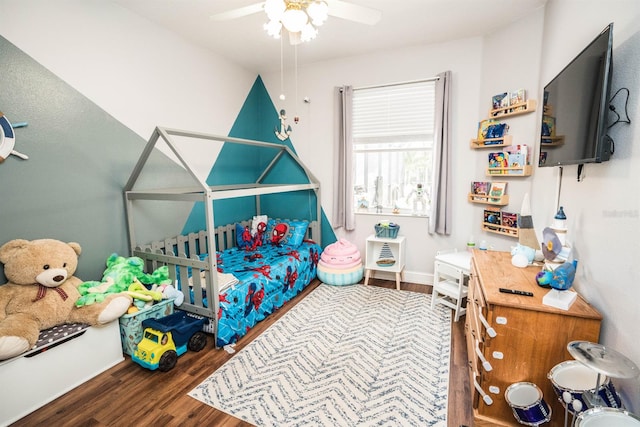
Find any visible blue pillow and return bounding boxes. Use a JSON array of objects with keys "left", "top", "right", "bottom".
[{"left": 266, "top": 219, "right": 309, "bottom": 247}]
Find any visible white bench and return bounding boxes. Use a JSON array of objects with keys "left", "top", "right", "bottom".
[{"left": 0, "top": 321, "right": 123, "bottom": 426}]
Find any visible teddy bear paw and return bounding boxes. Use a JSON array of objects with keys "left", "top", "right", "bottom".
[
  {"left": 0, "top": 336, "right": 31, "bottom": 360},
  {"left": 97, "top": 295, "right": 133, "bottom": 324}
]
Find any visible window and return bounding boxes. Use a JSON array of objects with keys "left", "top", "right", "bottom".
[{"left": 352, "top": 80, "right": 436, "bottom": 215}]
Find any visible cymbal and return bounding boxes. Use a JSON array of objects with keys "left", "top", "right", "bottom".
[{"left": 568, "top": 341, "right": 640, "bottom": 379}]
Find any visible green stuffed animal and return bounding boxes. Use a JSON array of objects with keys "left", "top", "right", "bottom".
[{"left": 76, "top": 253, "right": 170, "bottom": 307}]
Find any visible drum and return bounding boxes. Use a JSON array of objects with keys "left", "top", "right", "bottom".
[
  {"left": 575, "top": 407, "right": 640, "bottom": 427},
  {"left": 548, "top": 360, "right": 622, "bottom": 414},
  {"left": 505, "top": 382, "right": 552, "bottom": 426}
]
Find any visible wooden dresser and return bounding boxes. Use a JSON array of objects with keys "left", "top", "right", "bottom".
[{"left": 466, "top": 250, "right": 602, "bottom": 427}]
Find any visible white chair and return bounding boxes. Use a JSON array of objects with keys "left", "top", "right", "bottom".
[{"left": 430, "top": 249, "right": 470, "bottom": 322}]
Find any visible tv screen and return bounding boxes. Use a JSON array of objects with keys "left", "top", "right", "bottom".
[{"left": 539, "top": 23, "right": 614, "bottom": 167}]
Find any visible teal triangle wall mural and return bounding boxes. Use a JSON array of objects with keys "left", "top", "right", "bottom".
[{"left": 181, "top": 76, "right": 336, "bottom": 248}]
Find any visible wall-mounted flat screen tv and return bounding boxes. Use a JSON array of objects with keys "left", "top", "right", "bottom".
[{"left": 539, "top": 23, "right": 614, "bottom": 167}]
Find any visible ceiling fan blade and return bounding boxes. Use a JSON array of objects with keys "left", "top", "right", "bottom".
[
  {"left": 210, "top": 2, "right": 265, "bottom": 21},
  {"left": 327, "top": 0, "right": 382, "bottom": 25}
]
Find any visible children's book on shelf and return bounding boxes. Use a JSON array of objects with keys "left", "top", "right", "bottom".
[
  {"left": 501, "top": 211, "right": 519, "bottom": 235},
  {"left": 484, "top": 209, "right": 502, "bottom": 230},
  {"left": 492, "top": 92, "right": 509, "bottom": 110},
  {"left": 510, "top": 89, "right": 526, "bottom": 105},
  {"left": 485, "top": 122, "right": 509, "bottom": 139},
  {"left": 505, "top": 144, "right": 531, "bottom": 168},
  {"left": 507, "top": 153, "right": 526, "bottom": 173},
  {"left": 477, "top": 119, "right": 497, "bottom": 140},
  {"left": 489, "top": 182, "right": 507, "bottom": 202},
  {"left": 471, "top": 181, "right": 491, "bottom": 200},
  {"left": 501, "top": 145, "right": 528, "bottom": 174},
  {"left": 488, "top": 152, "right": 509, "bottom": 174}
]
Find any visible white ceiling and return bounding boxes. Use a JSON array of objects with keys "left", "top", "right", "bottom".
[{"left": 111, "top": 0, "right": 547, "bottom": 74}]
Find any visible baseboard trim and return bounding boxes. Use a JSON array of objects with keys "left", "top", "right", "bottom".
[{"left": 365, "top": 269, "right": 434, "bottom": 286}]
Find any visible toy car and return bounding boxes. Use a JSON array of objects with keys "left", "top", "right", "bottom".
[{"left": 132, "top": 311, "right": 207, "bottom": 371}]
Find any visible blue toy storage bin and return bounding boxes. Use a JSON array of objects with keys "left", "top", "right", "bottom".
[
  {"left": 374, "top": 223, "right": 400, "bottom": 239},
  {"left": 118, "top": 299, "right": 174, "bottom": 355}
]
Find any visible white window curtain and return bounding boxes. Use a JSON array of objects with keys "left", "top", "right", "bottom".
[
  {"left": 429, "top": 70, "right": 452, "bottom": 235},
  {"left": 333, "top": 85, "right": 355, "bottom": 230}
]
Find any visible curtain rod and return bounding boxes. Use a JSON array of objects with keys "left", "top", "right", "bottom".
[{"left": 353, "top": 76, "right": 439, "bottom": 91}]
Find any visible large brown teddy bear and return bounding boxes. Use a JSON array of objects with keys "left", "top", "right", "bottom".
[{"left": 0, "top": 239, "right": 132, "bottom": 360}]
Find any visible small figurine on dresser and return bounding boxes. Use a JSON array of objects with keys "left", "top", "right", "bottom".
[{"left": 536, "top": 206, "right": 578, "bottom": 310}]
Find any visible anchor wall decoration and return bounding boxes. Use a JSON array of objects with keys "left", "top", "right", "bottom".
[{"left": 275, "top": 109, "right": 292, "bottom": 141}]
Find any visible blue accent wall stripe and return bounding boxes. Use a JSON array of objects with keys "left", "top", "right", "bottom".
[{"left": 181, "top": 76, "right": 336, "bottom": 247}]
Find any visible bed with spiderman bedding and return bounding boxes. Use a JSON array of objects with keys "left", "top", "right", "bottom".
[
  {"left": 125, "top": 128, "right": 324, "bottom": 347},
  {"left": 133, "top": 217, "right": 321, "bottom": 347}
]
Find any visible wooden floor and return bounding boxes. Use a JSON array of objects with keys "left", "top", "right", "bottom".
[{"left": 11, "top": 279, "right": 473, "bottom": 427}]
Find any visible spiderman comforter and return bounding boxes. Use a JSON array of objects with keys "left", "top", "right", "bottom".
[{"left": 212, "top": 241, "right": 320, "bottom": 346}]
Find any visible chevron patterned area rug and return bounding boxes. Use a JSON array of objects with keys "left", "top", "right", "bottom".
[{"left": 189, "top": 284, "right": 451, "bottom": 426}]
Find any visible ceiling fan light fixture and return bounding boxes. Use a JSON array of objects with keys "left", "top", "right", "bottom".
[
  {"left": 263, "top": 0, "right": 329, "bottom": 42},
  {"left": 264, "top": 19, "right": 283, "bottom": 38},
  {"left": 281, "top": 6, "right": 308, "bottom": 33},
  {"left": 300, "top": 22, "right": 318, "bottom": 42},
  {"left": 264, "top": 0, "right": 286, "bottom": 21},
  {"left": 306, "top": 1, "right": 328, "bottom": 26}
]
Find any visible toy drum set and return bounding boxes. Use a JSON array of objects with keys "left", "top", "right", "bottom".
[
  {"left": 506, "top": 340, "right": 639, "bottom": 427},
  {"left": 505, "top": 382, "right": 553, "bottom": 426},
  {"left": 550, "top": 341, "right": 639, "bottom": 426}
]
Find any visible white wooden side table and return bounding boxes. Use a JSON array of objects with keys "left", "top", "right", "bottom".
[{"left": 364, "top": 234, "right": 406, "bottom": 290}]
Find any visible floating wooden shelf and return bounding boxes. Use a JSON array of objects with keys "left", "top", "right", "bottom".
[
  {"left": 468, "top": 193, "right": 509, "bottom": 206},
  {"left": 486, "top": 165, "right": 532, "bottom": 177},
  {"left": 489, "top": 99, "right": 537, "bottom": 118},
  {"left": 482, "top": 222, "right": 519, "bottom": 237},
  {"left": 541, "top": 136, "right": 565, "bottom": 147},
  {"left": 470, "top": 134, "right": 513, "bottom": 149}
]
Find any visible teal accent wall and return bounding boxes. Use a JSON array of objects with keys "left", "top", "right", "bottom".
[
  {"left": 0, "top": 36, "right": 186, "bottom": 282},
  {"left": 182, "top": 77, "right": 336, "bottom": 247}
]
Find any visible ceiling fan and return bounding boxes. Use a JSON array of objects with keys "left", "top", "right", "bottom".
[{"left": 210, "top": 0, "right": 382, "bottom": 44}]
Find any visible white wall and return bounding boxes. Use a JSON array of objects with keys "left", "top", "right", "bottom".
[
  {"left": 0, "top": 0, "right": 256, "bottom": 182},
  {"left": 262, "top": 37, "right": 486, "bottom": 284},
  {"left": 474, "top": 8, "right": 546, "bottom": 252},
  {"left": 532, "top": 0, "right": 640, "bottom": 410}
]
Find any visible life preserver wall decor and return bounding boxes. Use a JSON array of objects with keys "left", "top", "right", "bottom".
[{"left": 0, "top": 111, "right": 29, "bottom": 162}]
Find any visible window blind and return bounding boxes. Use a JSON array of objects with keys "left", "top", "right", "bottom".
[{"left": 352, "top": 80, "right": 436, "bottom": 147}]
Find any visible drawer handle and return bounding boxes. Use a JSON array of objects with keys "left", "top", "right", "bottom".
[
  {"left": 473, "top": 376, "right": 494, "bottom": 406},
  {"left": 478, "top": 311, "right": 497, "bottom": 337},
  {"left": 475, "top": 341, "right": 493, "bottom": 372}
]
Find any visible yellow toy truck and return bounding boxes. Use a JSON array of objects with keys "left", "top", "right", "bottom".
[{"left": 132, "top": 311, "right": 207, "bottom": 371}]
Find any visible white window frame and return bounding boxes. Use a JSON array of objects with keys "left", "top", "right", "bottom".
[{"left": 351, "top": 79, "right": 436, "bottom": 216}]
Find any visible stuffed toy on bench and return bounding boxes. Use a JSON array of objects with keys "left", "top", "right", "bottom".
[{"left": 0, "top": 239, "right": 132, "bottom": 360}]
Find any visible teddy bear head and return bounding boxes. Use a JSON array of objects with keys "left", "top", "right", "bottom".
[{"left": 0, "top": 239, "right": 81, "bottom": 287}]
